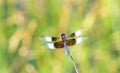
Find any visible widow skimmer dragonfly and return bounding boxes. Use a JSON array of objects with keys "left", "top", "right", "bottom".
[
  {"left": 40, "top": 29, "right": 87, "bottom": 55},
  {"left": 39, "top": 29, "right": 87, "bottom": 73}
]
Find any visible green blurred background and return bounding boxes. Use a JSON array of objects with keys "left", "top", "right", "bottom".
[{"left": 0, "top": 0, "right": 120, "bottom": 73}]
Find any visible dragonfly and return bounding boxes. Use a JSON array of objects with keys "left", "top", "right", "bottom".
[
  {"left": 40, "top": 28, "right": 87, "bottom": 55},
  {"left": 39, "top": 28, "right": 87, "bottom": 73}
]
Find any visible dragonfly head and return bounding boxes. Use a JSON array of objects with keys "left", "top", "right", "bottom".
[{"left": 61, "top": 33, "right": 66, "bottom": 42}]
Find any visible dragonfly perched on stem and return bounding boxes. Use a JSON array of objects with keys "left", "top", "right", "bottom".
[{"left": 39, "top": 28, "right": 87, "bottom": 73}]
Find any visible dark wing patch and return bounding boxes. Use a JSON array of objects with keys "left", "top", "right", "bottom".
[
  {"left": 54, "top": 41, "right": 64, "bottom": 48},
  {"left": 69, "top": 33, "right": 76, "bottom": 37},
  {"left": 66, "top": 39, "right": 76, "bottom": 46},
  {"left": 52, "top": 37, "right": 60, "bottom": 41}
]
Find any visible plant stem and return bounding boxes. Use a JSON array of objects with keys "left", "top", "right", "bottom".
[{"left": 68, "top": 53, "right": 79, "bottom": 73}]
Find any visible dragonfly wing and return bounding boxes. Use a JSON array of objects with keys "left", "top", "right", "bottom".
[
  {"left": 46, "top": 41, "right": 64, "bottom": 49},
  {"left": 39, "top": 36, "right": 61, "bottom": 42},
  {"left": 69, "top": 28, "right": 86, "bottom": 38},
  {"left": 66, "top": 39, "right": 76, "bottom": 46},
  {"left": 67, "top": 37, "right": 87, "bottom": 46}
]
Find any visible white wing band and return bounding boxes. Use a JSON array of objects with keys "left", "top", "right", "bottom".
[
  {"left": 75, "top": 30, "right": 82, "bottom": 37},
  {"left": 76, "top": 38, "right": 82, "bottom": 44},
  {"left": 47, "top": 43, "right": 55, "bottom": 49},
  {"left": 45, "top": 36, "right": 52, "bottom": 42}
]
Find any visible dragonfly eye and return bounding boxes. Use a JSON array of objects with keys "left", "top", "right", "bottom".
[
  {"left": 61, "top": 33, "right": 65, "bottom": 37},
  {"left": 61, "top": 33, "right": 65, "bottom": 36}
]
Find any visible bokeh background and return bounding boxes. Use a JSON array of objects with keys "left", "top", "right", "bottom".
[{"left": 0, "top": 0, "right": 120, "bottom": 73}]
